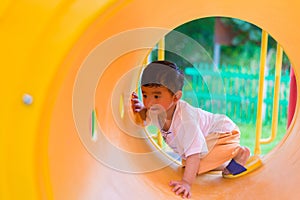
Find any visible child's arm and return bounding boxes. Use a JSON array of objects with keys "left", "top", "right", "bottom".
[
  {"left": 131, "top": 92, "right": 147, "bottom": 122},
  {"left": 169, "top": 153, "right": 200, "bottom": 199}
]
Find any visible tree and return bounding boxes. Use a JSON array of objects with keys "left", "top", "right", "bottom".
[{"left": 151, "top": 17, "right": 290, "bottom": 71}]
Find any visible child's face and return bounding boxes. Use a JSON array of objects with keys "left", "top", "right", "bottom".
[{"left": 141, "top": 86, "right": 176, "bottom": 114}]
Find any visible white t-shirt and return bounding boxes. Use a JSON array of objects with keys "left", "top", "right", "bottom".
[{"left": 146, "top": 100, "right": 239, "bottom": 159}]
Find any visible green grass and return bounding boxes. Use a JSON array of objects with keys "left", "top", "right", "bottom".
[{"left": 238, "top": 123, "right": 288, "bottom": 155}]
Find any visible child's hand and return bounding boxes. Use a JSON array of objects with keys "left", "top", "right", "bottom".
[
  {"left": 169, "top": 180, "right": 192, "bottom": 199},
  {"left": 131, "top": 92, "right": 144, "bottom": 113}
]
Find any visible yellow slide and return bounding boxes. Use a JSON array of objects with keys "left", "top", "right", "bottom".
[{"left": 0, "top": 1, "right": 299, "bottom": 199}]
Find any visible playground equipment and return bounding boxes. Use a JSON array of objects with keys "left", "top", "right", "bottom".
[{"left": 0, "top": 0, "right": 299, "bottom": 199}]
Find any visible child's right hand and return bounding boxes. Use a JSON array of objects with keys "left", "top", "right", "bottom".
[{"left": 131, "top": 92, "right": 144, "bottom": 113}]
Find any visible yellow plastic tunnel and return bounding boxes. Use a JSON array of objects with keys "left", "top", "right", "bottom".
[{"left": 0, "top": 1, "right": 300, "bottom": 199}]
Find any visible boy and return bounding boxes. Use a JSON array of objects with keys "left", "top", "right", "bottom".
[{"left": 131, "top": 60, "right": 250, "bottom": 199}]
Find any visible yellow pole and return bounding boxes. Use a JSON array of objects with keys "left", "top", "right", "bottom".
[
  {"left": 254, "top": 30, "right": 268, "bottom": 155},
  {"left": 158, "top": 38, "right": 165, "bottom": 60},
  {"left": 156, "top": 38, "right": 165, "bottom": 147},
  {"left": 260, "top": 44, "right": 283, "bottom": 144}
]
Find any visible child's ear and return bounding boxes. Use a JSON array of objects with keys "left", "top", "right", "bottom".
[{"left": 173, "top": 91, "right": 182, "bottom": 102}]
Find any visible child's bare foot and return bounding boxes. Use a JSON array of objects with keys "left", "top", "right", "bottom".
[{"left": 223, "top": 146, "right": 250, "bottom": 175}]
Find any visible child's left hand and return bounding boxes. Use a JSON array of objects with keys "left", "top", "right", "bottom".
[{"left": 169, "top": 180, "right": 192, "bottom": 199}]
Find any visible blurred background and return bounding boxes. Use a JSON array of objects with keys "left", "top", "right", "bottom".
[{"left": 147, "top": 17, "right": 292, "bottom": 155}]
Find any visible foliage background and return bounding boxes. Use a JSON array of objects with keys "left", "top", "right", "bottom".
[{"left": 149, "top": 17, "right": 291, "bottom": 155}]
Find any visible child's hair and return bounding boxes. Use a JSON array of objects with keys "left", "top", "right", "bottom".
[{"left": 141, "top": 60, "right": 184, "bottom": 94}]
